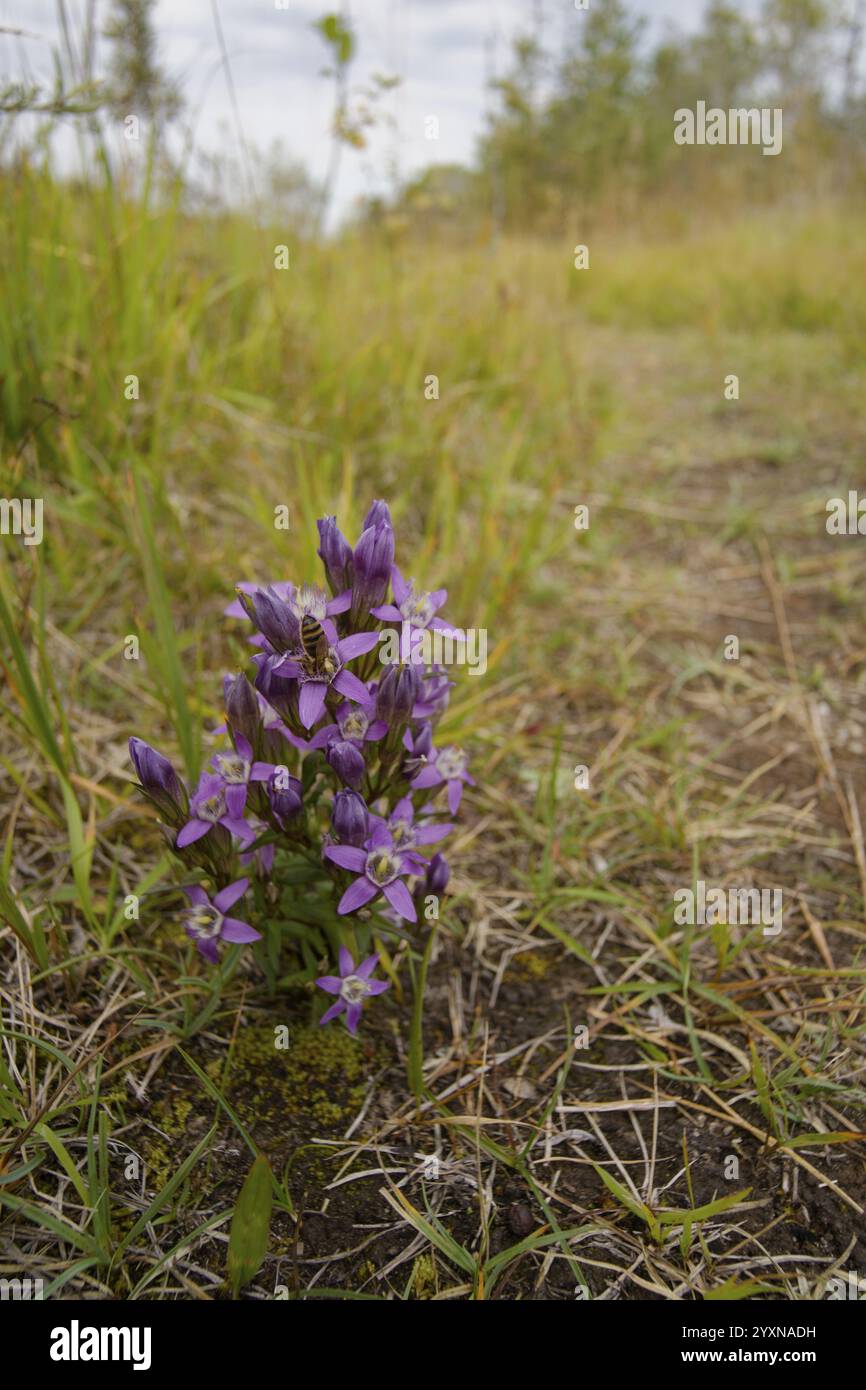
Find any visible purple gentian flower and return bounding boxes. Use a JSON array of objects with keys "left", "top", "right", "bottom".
[
  {"left": 413, "top": 668, "right": 455, "bottom": 719},
  {"left": 288, "top": 580, "right": 351, "bottom": 625},
  {"left": 225, "top": 579, "right": 292, "bottom": 620},
  {"left": 253, "top": 653, "right": 301, "bottom": 728},
  {"left": 129, "top": 737, "right": 188, "bottom": 823},
  {"left": 209, "top": 733, "right": 276, "bottom": 818},
  {"left": 317, "top": 515, "right": 354, "bottom": 596},
  {"left": 324, "top": 824, "right": 418, "bottom": 923},
  {"left": 316, "top": 945, "right": 390, "bottom": 1033},
  {"left": 362, "top": 499, "right": 392, "bottom": 531},
  {"left": 425, "top": 853, "right": 450, "bottom": 895},
  {"left": 372, "top": 566, "right": 452, "bottom": 634},
  {"left": 176, "top": 771, "right": 254, "bottom": 848},
  {"left": 235, "top": 586, "right": 299, "bottom": 654},
  {"left": 410, "top": 745, "right": 475, "bottom": 814},
  {"left": 326, "top": 739, "right": 367, "bottom": 790},
  {"left": 350, "top": 521, "right": 394, "bottom": 626},
  {"left": 308, "top": 696, "right": 387, "bottom": 751},
  {"left": 182, "top": 878, "right": 261, "bottom": 964},
  {"left": 267, "top": 769, "right": 303, "bottom": 825},
  {"left": 331, "top": 789, "right": 369, "bottom": 846},
  {"left": 378, "top": 795, "right": 452, "bottom": 856},
  {"left": 375, "top": 663, "right": 418, "bottom": 724},
  {"left": 223, "top": 672, "right": 263, "bottom": 749},
  {"left": 402, "top": 719, "right": 434, "bottom": 767},
  {"left": 273, "top": 630, "right": 380, "bottom": 729}
]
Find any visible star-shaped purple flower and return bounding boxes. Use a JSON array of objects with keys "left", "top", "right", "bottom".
[
  {"left": 413, "top": 668, "right": 455, "bottom": 719},
  {"left": 209, "top": 733, "right": 278, "bottom": 819},
  {"left": 176, "top": 771, "right": 254, "bottom": 848},
  {"left": 316, "top": 946, "right": 390, "bottom": 1033},
  {"left": 410, "top": 745, "right": 475, "bottom": 814},
  {"left": 324, "top": 823, "right": 419, "bottom": 923},
  {"left": 372, "top": 566, "right": 452, "bottom": 634},
  {"left": 273, "top": 629, "right": 380, "bottom": 729},
  {"left": 182, "top": 878, "right": 261, "bottom": 963},
  {"left": 370, "top": 796, "right": 452, "bottom": 867},
  {"left": 307, "top": 695, "right": 388, "bottom": 751}
]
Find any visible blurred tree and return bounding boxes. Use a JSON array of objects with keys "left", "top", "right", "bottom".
[
  {"left": 313, "top": 12, "right": 398, "bottom": 232},
  {"left": 102, "top": 0, "right": 181, "bottom": 127},
  {"left": 685, "top": 3, "right": 762, "bottom": 108},
  {"left": 479, "top": 34, "right": 546, "bottom": 229},
  {"left": 543, "top": 0, "right": 646, "bottom": 202},
  {"left": 376, "top": 0, "right": 865, "bottom": 236},
  {"left": 760, "top": 0, "right": 835, "bottom": 97}
]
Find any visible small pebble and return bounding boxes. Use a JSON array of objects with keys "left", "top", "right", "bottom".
[{"left": 507, "top": 1201, "right": 534, "bottom": 1236}]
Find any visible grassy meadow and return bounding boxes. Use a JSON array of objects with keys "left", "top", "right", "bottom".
[{"left": 1, "top": 161, "right": 866, "bottom": 1299}]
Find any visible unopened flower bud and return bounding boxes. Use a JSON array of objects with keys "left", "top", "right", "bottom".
[
  {"left": 129, "top": 737, "right": 188, "bottom": 824},
  {"left": 224, "top": 672, "right": 261, "bottom": 751},
  {"left": 425, "top": 853, "right": 450, "bottom": 895},
  {"left": 331, "top": 789, "right": 369, "bottom": 846},
  {"left": 327, "top": 739, "right": 366, "bottom": 791},
  {"left": 317, "top": 515, "right": 354, "bottom": 596}
]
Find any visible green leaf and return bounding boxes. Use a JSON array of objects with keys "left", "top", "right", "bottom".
[
  {"left": 228, "top": 1154, "right": 273, "bottom": 1297},
  {"left": 705, "top": 1276, "right": 775, "bottom": 1300},
  {"left": 593, "top": 1163, "right": 661, "bottom": 1241}
]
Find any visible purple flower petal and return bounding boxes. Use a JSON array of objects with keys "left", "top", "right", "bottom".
[
  {"left": 225, "top": 783, "right": 247, "bottom": 819},
  {"left": 332, "top": 668, "right": 371, "bottom": 704},
  {"left": 383, "top": 878, "right": 417, "bottom": 923},
  {"left": 319, "top": 998, "right": 346, "bottom": 1025},
  {"left": 316, "top": 975, "right": 343, "bottom": 995},
  {"left": 337, "top": 877, "right": 379, "bottom": 914},
  {"left": 365, "top": 978, "right": 390, "bottom": 995},
  {"left": 185, "top": 885, "right": 209, "bottom": 906},
  {"left": 338, "top": 944, "right": 354, "bottom": 976},
  {"left": 281, "top": 727, "right": 312, "bottom": 752},
  {"left": 326, "top": 590, "right": 352, "bottom": 615},
  {"left": 345, "top": 1004, "right": 362, "bottom": 1034},
  {"left": 414, "top": 821, "right": 453, "bottom": 845},
  {"left": 308, "top": 723, "right": 339, "bottom": 750},
  {"left": 447, "top": 780, "right": 463, "bottom": 814},
  {"left": 176, "top": 818, "right": 210, "bottom": 848},
  {"left": 273, "top": 658, "right": 303, "bottom": 679},
  {"left": 220, "top": 816, "right": 255, "bottom": 844},
  {"left": 198, "top": 938, "right": 220, "bottom": 964},
  {"left": 391, "top": 566, "right": 410, "bottom": 605},
  {"left": 365, "top": 720, "right": 388, "bottom": 741},
  {"left": 410, "top": 766, "right": 443, "bottom": 790},
  {"left": 324, "top": 845, "right": 367, "bottom": 872},
  {"left": 299, "top": 681, "right": 327, "bottom": 728},
  {"left": 370, "top": 604, "right": 402, "bottom": 621},
  {"left": 250, "top": 761, "right": 273, "bottom": 781},
  {"left": 213, "top": 878, "right": 250, "bottom": 914},
  {"left": 336, "top": 630, "right": 381, "bottom": 661},
  {"left": 220, "top": 917, "right": 261, "bottom": 943},
  {"left": 366, "top": 821, "right": 391, "bottom": 849},
  {"left": 356, "top": 952, "right": 380, "bottom": 979}
]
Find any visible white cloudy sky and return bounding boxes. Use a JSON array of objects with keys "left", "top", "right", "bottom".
[{"left": 1, "top": 0, "right": 763, "bottom": 221}]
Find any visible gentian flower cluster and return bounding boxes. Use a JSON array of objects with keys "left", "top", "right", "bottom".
[{"left": 129, "top": 502, "right": 467, "bottom": 1034}]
